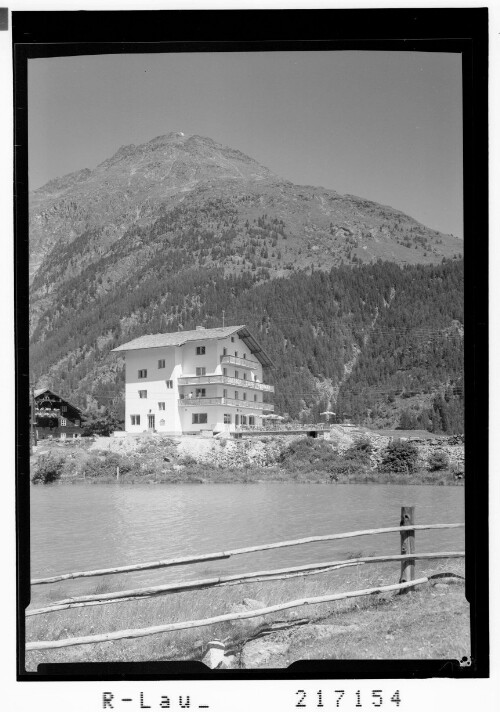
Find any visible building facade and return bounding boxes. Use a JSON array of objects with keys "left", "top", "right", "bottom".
[
  {"left": 33, "top": 388, "right": 83, "bottom": 440},
  {"left": 112, "top": 325, "right": 275, "bottom": 435}
]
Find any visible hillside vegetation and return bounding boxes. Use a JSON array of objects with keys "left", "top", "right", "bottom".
[{"left": 30, "top": 259, "right": 463, "bottom": 433}]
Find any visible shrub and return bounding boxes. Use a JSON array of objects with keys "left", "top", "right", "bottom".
[
  {"left": 344, "top": 437, "right": 373, "bottom": 463},
  {"left": 379, "top": 440, "right": 419, "bottom": 474},
  {"left": 428, "top": 450, "right": 450, "bottom": 471},
  {"left": 78, "top": 451, "right": 136, "bottom": 479},
  {"left": 179, "top": 454, "right": 197, "bottom": 466},
  {"left": 32, "top": 454, "right": 65, "bottom": 484},
  {"left": 278, "top": 437, "right": 337, "bottom": 473},
  {"left": 328, "top": 458, "right": 365, "bottom": 478},
  {"left": 278, "top": 437, "right": 317, "bottom": 462}
]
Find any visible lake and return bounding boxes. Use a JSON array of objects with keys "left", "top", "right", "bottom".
[{"left": 29, "top": 483, "right": 464, "bottom": 606}]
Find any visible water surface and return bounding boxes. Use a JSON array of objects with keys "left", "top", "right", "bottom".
[{"left": 29, "top": 483, "right": 464, "bottom": 605}]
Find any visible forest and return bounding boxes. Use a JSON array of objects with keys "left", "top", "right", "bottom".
[{"left": 30, "top": 258, "right": 463, "bottom": 433}]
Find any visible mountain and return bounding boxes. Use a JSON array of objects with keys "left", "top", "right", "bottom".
[
  {"left": 29, "top": 133, "right": 464, "bottom": 431},
  {"left": 29, "top": 133, "right": 279, "bottom": 281}
]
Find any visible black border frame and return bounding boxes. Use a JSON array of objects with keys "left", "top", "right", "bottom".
[{"left": 13, "top": 8, "right": 489, "bottom": 681}]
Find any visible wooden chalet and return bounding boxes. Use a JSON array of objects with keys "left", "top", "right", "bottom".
[{"left": 33, "top": 388, "right": 83, "bottom": 440}]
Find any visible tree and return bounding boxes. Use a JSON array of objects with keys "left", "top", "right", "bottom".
[
  {"left": 379, "top": 440, "right": 419, "bottom": 473},
  {"left": 398, "top": 409, "right": 419, "bottom": 430},
  {"left": 81, "top": 409, "right": 122, "bottom": 437}
]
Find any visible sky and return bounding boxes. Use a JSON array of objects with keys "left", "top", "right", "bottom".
[{"left": 29, "top": 50, "right": 463, "bottom": 237}]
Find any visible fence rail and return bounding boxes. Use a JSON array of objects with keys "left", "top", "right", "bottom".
[
  {"left": 31, "top": 522, "right": 464, "bottom": 585},
  {"left": 27, "top": 509, "right": 465, "bottom": 652},
  {"left": 26, "top": 578, "right": 434, "bottom": 651},
  {"left": 28, "top": 551, "right": 464, "bottom": 618}
]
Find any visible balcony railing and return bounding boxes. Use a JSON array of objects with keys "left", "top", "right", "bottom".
[
  {"left": 178, "top": 374, "right": 274, "bottom": 393},
  {"left": 220, "top": 355, "right": 259, "bottom": 370},
  {"left": 178, "top": 397, "right": 274, "bottom": 411}
]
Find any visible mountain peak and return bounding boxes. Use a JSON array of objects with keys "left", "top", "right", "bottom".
[
  {"left": 146, "top": 131, "right": 189, "bottom": 145},
  {"left": 29, "top": 132, "right": 463, "bottom": 289}
]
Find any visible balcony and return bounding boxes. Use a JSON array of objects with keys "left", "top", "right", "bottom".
[
  {"left": 178, "top": 374, "right": 274, "bottom": 393},
  {"left": 178, "top": 397, "right": 274, "bottom": 411},
  {"left": 220, "top": 354, "right": 259, "bottom": 370}
]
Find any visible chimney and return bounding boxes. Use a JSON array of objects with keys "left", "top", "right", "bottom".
[{"left": 196, "top": 326, "right": 205, "bottom": 331}]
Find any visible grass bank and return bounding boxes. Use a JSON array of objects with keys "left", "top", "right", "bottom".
[
  {"left": 25, "top": 558, "right": 467, "bottom": 669},
  {"left": 55, "top": 465, "right": 462, "bottom": 485}
]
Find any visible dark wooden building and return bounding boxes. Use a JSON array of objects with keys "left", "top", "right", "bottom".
[{"left": 33, "top": 388, "right": 83, "bottom": 440}]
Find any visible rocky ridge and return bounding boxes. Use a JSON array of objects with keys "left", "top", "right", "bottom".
[{"left": 30, "top": 131, "right": 461, "bottom": 299}]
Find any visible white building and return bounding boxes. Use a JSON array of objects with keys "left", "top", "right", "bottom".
[{"left": 112, "top": 325, "right": 275, "bottom": 435}]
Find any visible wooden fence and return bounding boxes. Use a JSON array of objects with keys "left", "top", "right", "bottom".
[{"left": 26, "top": 506, "right": 464, "bottom": 651}]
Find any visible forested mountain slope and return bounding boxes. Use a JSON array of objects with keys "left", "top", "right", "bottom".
[
  {"left": 29, "top": 132, "right": 462, "bottom": 339},
  {"left": 30, "top": 259, "right": 463, "bottom": 433}
]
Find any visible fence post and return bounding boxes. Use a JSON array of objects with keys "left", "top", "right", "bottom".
[{"left": 399, "top": 506, "right": 415, "bottom": 593}]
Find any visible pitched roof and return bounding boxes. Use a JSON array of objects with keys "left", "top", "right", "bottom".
[
  {"left": 33, "top": 388, "right": 82, "bottom": 413},
  {"left": 112, "top": 325, "right": 274, "bottom": 367}
]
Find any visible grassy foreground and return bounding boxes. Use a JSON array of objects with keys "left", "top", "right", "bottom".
[{"left": 25, "top": 558, "right": 467, "bottom": 670}]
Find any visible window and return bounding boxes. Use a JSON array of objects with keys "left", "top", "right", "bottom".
[
  {"left": 243, "top": 373, "right": 247, "bottom": 380},
  {"left": 166, "top": 380, "right": 173, "bottom": 389},
  {"left": 243, "top": 353, "right": 247, "bottom": 359},
  {"left": 254, "top": 394, "right": 258, "bottom": 402},
  {"left": 61, "top": 405, "right": 67, "bottom": 413},
  {"left": 158, "top": 359, "right": 165, "bottom": 369},
  {"left": 235, "top": 351, "right": 238, "bottom": 357},
  {"left": 196, "top": 367, "right": 206, "bottom": 376},
  {"left": 224, "top": 413, "right": 231, "bottom": 424},
  {"left": 60, "top": 418, "right": 67, "bottom": 427},
  {"left": 138, "top": 369, "right": 147, "bottom": 379},
  {"left": 241, "top": 415, "right": 247, "bottom": 425},
  {"left": 223, "top": 347, "right": 227, "bottom": 356},
  {"left": 231, "top": 337, "right": 235, "bottom": 343},
  {"left": 223, "top": 389, "right": 228, "bottom": 398},
  {"left": 131, "top": 415, "right": 140, "bottom": 425},
  {"left": 235, "top": 391, "right": 239, "bottom": 400},
  {"left": 195, "top": 388, "right": 206, "bottom": 398},
  {"left": 223, "top": 368, "right": 227, "bottom": 376},
  {"left": 249, "top": 416, "right": 255, "bottom": 426},
  {"left": 234, "top": 370, "right": 239, "bottom": 379},
  {"left": 196, "top": 346, "right": 206, "bottom": 355},
  {"left": 139, "top": 390, "right": 147, "bottom": 399},
  {"left": 192, "top": 413, "right": 208, "bottom": 424},
  {"left": 158, "top": 402, "right": 165, "bottom": 411},
  {"left": 243, "top": 392, "right": 247, "bottom": 401}
]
